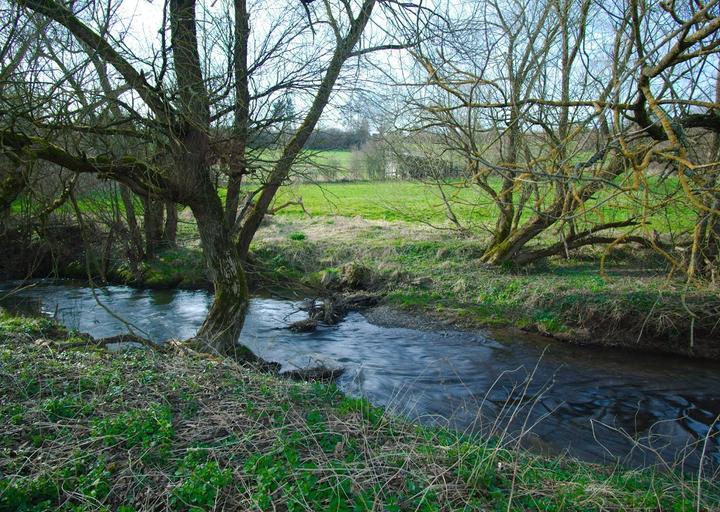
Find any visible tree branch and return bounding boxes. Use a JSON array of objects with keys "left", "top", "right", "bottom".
[
  {"left": 18, "top": 0, "right": 174, "bottom": 126},
  {"left": 0, "top": 128, "right": 170, "bottom": 199}
]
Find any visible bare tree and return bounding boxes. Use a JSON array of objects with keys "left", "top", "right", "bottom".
[
  {"left": 0, "top": 0, "right": 411, "bottom": 356},
  {"left": 389, "top": 0, "right": 720, "bottom": 271}
]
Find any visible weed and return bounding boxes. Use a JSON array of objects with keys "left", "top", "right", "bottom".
[
  {"left": 41, "top": 396, "right": 93, "bottom": 419},
  {"left": 0, "top": 311, "right": 60, "bottom": 338},
  {"left": 534, "top": 310, "right": 567, "bottom": 333},
  {"left": 0, "top": 404, "right": 24, "bottom": 425},
  {"left": 171, "top": 451, "right": 232, "bottom": 510},
  {"left": 92, "top": 404, "right": 174, "bottom": 463}
]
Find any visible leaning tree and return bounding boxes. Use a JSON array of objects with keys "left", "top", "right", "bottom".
[
  {"left": 390, "top": 0, "right": 720, "bottom": 272},
  {"left": 0, "top": 0, "right": 415, "bottom": 356}
]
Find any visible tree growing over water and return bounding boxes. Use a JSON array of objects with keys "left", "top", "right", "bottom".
[{"left": 0, "top": 0, "right": 413, "bottom": 356}]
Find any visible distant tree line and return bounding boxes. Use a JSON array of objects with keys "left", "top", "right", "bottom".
[{"left": 250, "top": 125, "right": 371, "bottom": 151}]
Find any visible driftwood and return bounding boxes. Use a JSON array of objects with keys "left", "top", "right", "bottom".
[
  {"left": 289, "top": 292, "right": 380, "bottom": 332},
  {"left": 281, "top": 366, "right": 344, "bottom": 382}
]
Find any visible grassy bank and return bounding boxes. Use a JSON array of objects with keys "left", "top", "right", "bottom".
[
  {"left": 7, "top": 178, "right": 719, "bottom": 358},
  {"left": 1, "top": 312, "right": 717, "bottom": 511},
  {"left": 250, "top": 215, "right": 720, "bottom": 359}
]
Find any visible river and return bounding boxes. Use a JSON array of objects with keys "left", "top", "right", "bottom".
[{"left": 1, "top": 280, "right": 718, "bottom": 472}]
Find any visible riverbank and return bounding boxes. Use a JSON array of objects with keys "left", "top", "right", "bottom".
[
  {"left": 1, "top": 312, "right": 717, "bottom": 511},
  {"left": 3, "top": 212, "right": 719, "bottom": 359},
  {"left": 250, "top": 216, "right": 720, "bottom": 360}
]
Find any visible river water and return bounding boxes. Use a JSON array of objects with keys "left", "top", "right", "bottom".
[{"left": 1, "top": 281, "right": 718, "bottom": 472}]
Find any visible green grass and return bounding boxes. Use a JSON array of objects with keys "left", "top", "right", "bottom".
[
  {"left": 252, "top": 216, "right": 720, "bottom": 354},
  {"left": 12, "top": 159, "right": 695, "bottom": 234},
  {"left": 272, "top": 181, "right": 483, "bottom": 222},
  {"left": 307, "top": 149, "right": 355, "bottom": 170},
  {"left": 0, "top": 316, "right": 717, "bottom": 511},
  {"left": 269, "top": 177, "right": 696, "bottom": 232}
]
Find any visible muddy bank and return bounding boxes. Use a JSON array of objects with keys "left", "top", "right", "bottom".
[
  {"left": 363, "top": 304, "right": 449, "bottom": 331},
  {"left": 364, "top": 301, "right": 720, "bottom": 361}
]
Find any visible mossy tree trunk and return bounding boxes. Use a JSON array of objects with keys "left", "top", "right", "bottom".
[{"left": 189, "top": 179, "right": 250, "bottom": 356}]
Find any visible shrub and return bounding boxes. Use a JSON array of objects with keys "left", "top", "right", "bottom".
[{"left": 92, "top": 404, "right": 174, "bottom": 463}]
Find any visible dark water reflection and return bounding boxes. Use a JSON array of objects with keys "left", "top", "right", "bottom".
[{"left": 1, "top": 281, "right": 718, "bottom": 472}]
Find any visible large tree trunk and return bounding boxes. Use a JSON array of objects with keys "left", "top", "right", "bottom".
[
  {"left": 482, "top": 212, "right": 556, "bottom": 264},
  {"left": 190, "top": 184, "right": 250, "bottom": 358},
  {"left": 194, "top": 230, "right": 249, "bottom": 357},
  {"left": 163, "top": 201, "right": 178, "bottom": 247},
  {"left": 174, "top": 127, "right": 250, "bottom": 357},
  {"left": 168, "top": 0, "right": 251, "bottom": 357}
]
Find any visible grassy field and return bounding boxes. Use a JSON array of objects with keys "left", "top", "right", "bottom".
[
  {"left": 12, "top": 147, "right": 695, "bottom": 234},
  {"left": 270, "top": 178, "right": 696, "bottom": 233},
  {"left": 1, "top": 313, "right": 717, "bottom": 511},
  {"left": 307, "top": 149, "right": 356, "bottom": 170}
]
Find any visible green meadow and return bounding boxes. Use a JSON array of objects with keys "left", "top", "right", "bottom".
[
  {"left": 270, "top": 176, "right": 695, "bottom": 233},
  {"left": 13, "top": 148, "right": 695, "bottom": 235}
]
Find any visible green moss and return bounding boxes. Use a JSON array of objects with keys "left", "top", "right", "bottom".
[{"left": 533, "top": 310, "right": 568, "bottom": 333}]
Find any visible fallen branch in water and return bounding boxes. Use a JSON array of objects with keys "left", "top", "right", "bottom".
[{"left": 289, "top": 292, "right": 381, "bottom": 332}]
